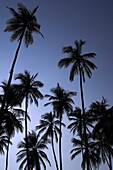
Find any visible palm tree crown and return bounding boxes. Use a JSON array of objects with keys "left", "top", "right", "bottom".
[
  {"left": 45, "top": 83, "right": 76, "bottom": 118},
  {"left": 14, "top": 70, "right": 44, "bottom": 106},
  {"left": 4, "top": 3, "right": 43, "bottom": 47},
  {"left": 17, "top": 130, "right": 51, "bottom": 170},
  {"left": 58, "top": 39, "right": 97, "bottom": 82}
]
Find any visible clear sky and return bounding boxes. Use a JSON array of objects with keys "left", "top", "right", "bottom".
[{"left": 0, "top": 0, "right": 113, "bottom": 170}]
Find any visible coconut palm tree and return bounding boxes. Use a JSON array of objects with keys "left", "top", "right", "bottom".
[
  {"left": 44, "top": 83, "right": 76, "bottom": 170},
  {"left": 68, "top": 107, "right": 94, "bottom": 170},
  {"left": 70, "top": 136, "right": 101, "bottom": 170},
  {"left": 17, "top": 130, "right": 51, "bottom": 170},
  {"left": 0, "top": 81, "right": 24, "bottom": 170},
  {"left": 0, "top": 3, "right": 43, "bottom": 125},
  {"left": 14, "top": 70, "right": 44, "bottom": 170},
  {"left": 89, "top": 98, "right": 113, "bottom": 170},
  {"left": 36, "top": 112, "right": 65, "bottom": 170},
  {"left": 3, "top": 110, "right": 23, "bottom": 170},
  {"left": 58, "top": 39, "right": 97, "bottom": 170}
]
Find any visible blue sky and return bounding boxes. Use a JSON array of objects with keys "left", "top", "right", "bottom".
[{"left": 0, "top": 0, "right": 113, "bottom": 169}]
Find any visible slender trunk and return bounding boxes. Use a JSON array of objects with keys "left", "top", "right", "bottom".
[
  {"left": 59, "top": 114, "right": 63, "bottom": 170},
  {"left": 25, "top": 95, "right": 30, "bottom": 170},
  {"left": 79, "top": 67, "right": 90, "bottom": 170},
  {"left": 5, "top": 139, "right": 10, "bottom": 170},
  {"left": 51, "top": 134, "right": 59, "bottom": 170},
  {"left": 0, "top": 33, "right": 24, "bottom": 126}
]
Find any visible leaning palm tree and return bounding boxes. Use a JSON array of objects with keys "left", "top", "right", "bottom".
[
  {"left": 0, "top": 3, "right": 43, "bottom": 125},
  {"left": 36, "top": 112, "right": 64, "bottom": 170},
  {"left": 14, "top": 70, "right": 44, "bottom": 170},
  {"left": 45, "top": 83, "right": 76, "bottom": 170},
  {"left": 58, "top": 39, "right": 97, "bottom": 170},
  {"left": 17, "top": 130, "right": 51, "bottom": 170}
]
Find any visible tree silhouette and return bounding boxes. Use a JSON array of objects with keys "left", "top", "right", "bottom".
[
  {"left": 36, "top": 112, "right": 62, "bottom": 170},
  {"left": 14, "top": 70, "right": 44, "bottom": 170},
  {"left": 45, "top": 83, "right": 76, "bottom": 170},
  {"left": 17, "top": 130, "right": 51, "bottom": 170},
  {"left": 58, "top": 39, "right": 97, "bottom": 170},
  {"left": 0, "top": 3, "right": 43, "bottom": 126}
]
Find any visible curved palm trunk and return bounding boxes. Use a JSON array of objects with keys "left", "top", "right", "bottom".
[
  {"left": 79, "top": 67, "right": 90, "bottom": 170},
  {"left": 59, "top": 114, "right": 63, "bottom": 170},
  {"left": 5, "top": 138, "right": 10, "bottom": 170},
  {"left": 51, "top": 133, "right": 59, "bottom": 170},
  {"left": 0, "top": 33, "right": 24, "bottom": 126},
  {"left": 25, "top": 95, "right": 30, "bottom": 170}
]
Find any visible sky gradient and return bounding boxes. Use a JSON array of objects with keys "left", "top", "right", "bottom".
[{"left": 0, "top": 0, "right": 113, "bottom": 169}]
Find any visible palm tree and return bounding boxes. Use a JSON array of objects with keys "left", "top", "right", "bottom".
[
  {"left": 0, "top": 3, "right": 43, "bottom": 125},
  {"left": 58, "top": 39, "right": 97, "bottom": 170},
  {"left": 36, "top": 112, "right": 64, "bottom": 170},
  {"left": 0, "top": 81, "right": 24, "bottom": 170},
  {"left": 17, "top": 130, "right": 51, "bottom": 170},
  {"left": 70, "top": 136, "right": 101, "bottom": 170},
  {"left": 3, "top": 110, "right": 23, "bottom": 170},
  {"left": 89, "top": 98, "right": 113, "bottom": 170},
  {"left": 14, "top": 70, "right": 44, "bottom": 170},
  {"left": 44, "top": 83, "right": 76, "bottom": 170},
  {"left": 68, "top": 107, "right": 94, "bottom": 170}
]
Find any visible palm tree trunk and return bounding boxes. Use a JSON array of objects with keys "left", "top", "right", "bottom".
[
  {"left": 0, "top": 33, "right": 24, "bottom": 126},
  {"left": 79, "top": 67, "right": 90, "bottom": 170},
  {"left": 25, "top": 95, "right": 30, "bottom": 170},
  {"left": 59, "top": 114, "right": 63, "bottom": 170},
  {"left": 51, "top": 134, "right": 59, "bottom": 170},
  {"left": 5, "top": 139, "right": 10, "bottom": 170}
]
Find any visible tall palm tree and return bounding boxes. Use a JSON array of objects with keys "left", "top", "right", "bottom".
[
  {"left": 44, "top": 83, "right": 76, "bottom": 170},
  {"left": 14, "top": 70, "right": 44, "bottom": 170},
  {"left": 36, "top": 112, "right": 64, "bottom": 170},
  {"left": 0, "top": 3, "right": 43, "bottom": 125},
  {"left": 0, "top": 81, "right": 24, "bottom": 170},
  {"left": 58, "top": 39, "right": 97, "bottom": 170},
  {"left": 17, "top": 130, "right": 51, "bottom": 170}
]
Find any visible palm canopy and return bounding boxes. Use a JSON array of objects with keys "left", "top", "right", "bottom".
[
  {"left": 36, "top": 112, "right": 62, "bottom": 142},
  {"left": 14, "top": 70, "right": 44, "bottom": 107},
  {"left": 71, "top": 137, "right": 101, "bottom": 170},
  {"left": 0, "top": 81, "right": 23, "bottom": 108},
  {"left": 89, "top": 98, "right": 113, "bottom": 168},
  {"left": 4, "top": 3, "right": 44, "bottom": 47},
  {"left": 58, "top": 39, "right": 97, "bottom": 82},
  {"left": 17, "top": 130, "right": 51, "bottom": 170},
  {"left": 45, "top": 83, "right": 76, "bottom": 118}
]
